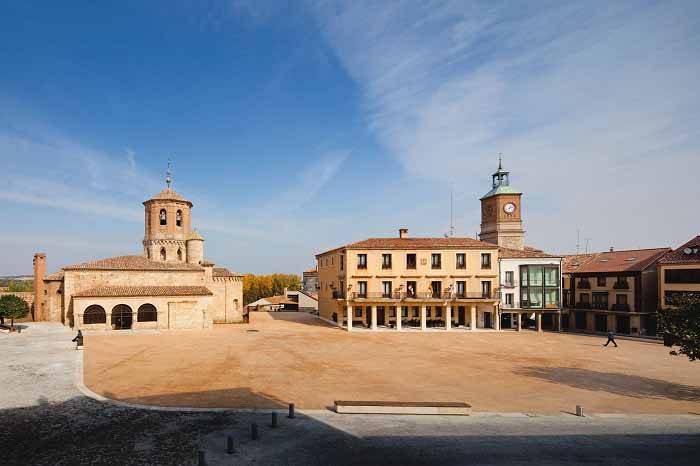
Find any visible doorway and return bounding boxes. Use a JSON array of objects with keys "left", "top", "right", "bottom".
[
  {"left": 501, "top": 313, "right": 512, "bottom": 329},
  {"left": 458, "top": 306, "right": 466, "bottom": 326},
  {"left": 616, "top": 315, "right": 630, "bottom": 334},
  {"left": 483, "top": 312, "right": 491, "bottom": 329},
  {"left": 376, "top": 307, "right": 385, "bottom": 326},
  {"left": 111, "top": 304, "right": 133, "bottom": 330},
  {"left": 594, "top": 314, "right": 607, "bottom": 332}
]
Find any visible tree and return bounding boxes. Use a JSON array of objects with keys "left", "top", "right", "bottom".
[
  {"left": 658, "top": 294, "right": 700, "bottom": 361},
  {"left": 0, "top": 295, "right": 30, "bottom": 332},
  {"left": 243, "top": 274, "right": 301, "bottom": 305}
]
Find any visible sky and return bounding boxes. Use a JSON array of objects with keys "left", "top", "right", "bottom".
[{"left": 1, "top": 0, "right": 699, "bottom": 276}]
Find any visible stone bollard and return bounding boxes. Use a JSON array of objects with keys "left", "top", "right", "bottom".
[
  {"left": 198, "top": 450, "right": 207, "bottom": 466},
  {"left": 271, "top": 412, "right": 278, "bottom": 428},
  {"left": 576, "top": 405, "right": 584, "bottom": 417},
  {"left": 251, "top": 422, "right": 259, "bottom": 440},
  {"left": 227, "top": 436, "right": 235, "bottom": 454},
  {"left": 288, "top": 403, "right": 295, "bottom": 419}
]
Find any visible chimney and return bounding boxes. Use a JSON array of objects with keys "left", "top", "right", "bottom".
[
  {"left": 33, "top": 253, "right": 46, "bottom": 321},
  {"left": 609, "top": 247, "right": 614, "bottom": 252},
  {"left": 399, "top": 228, "right": 408, "bottom": 239}
]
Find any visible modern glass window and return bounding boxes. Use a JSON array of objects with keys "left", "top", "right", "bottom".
[
  {"left": 597, "top": 276, "right": 606, "bottom": 287},
  {"left": 382, "top": 281, "right": 392, "bottom": 297},
  {"left": 431, "top": 253, "right": 441, "bottom": 269},
  {"left": 456, "top": 253, "right": 466, "bottom": 269},
  {"left": 357, "top": 254, "right": 367, "bottom": 269},
  {"left": 520, "top": 265, "right": 560, "bottom": 309},
  {"left": 665, "top": 269, "right": 700, "bottom": 284},
  {"left": 481, "top": 253, "right": 491, "bottom": 268},
  {"left": 358, "top": 281, "right": 367, "bottom": 297},
  {"left": 382, "top": 254, "right": 392, "bottom": 269},
  {"left": 406, "top": 254, "right": 417, "bottom": 269}
]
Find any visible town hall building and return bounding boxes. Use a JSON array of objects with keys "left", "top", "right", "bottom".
[{"left": 32, "top": 173, "right": 243, "bottom": 331}]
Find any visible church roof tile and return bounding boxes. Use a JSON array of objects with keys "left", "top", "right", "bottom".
[
  {"left": 63, "top": 255, "right": 202, "bottom": 272},
  {"left": 73, "top": 285, "right": 213, "bottom": 298}
]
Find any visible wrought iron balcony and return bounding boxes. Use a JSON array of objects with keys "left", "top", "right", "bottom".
[
  {"left": 611, "top": 303, "right": 631, "bottom": 312},
  {"left": 501, "top": 281, "right": 517, "bottom": 288},
  {"left": 591, "top": 302, "right": 609, "bottom": 310},
  {"left": 577, "top": 280, "right": 591, "bottom": 289},
  {"left": 332, "top": 291, "right": 346, "bottom": 299},
  {"left": 613, "top": 281, "right": 630, "bottom": 290},
  {"left": 575, "top": 302, "right": 591, "bottom": 309}
]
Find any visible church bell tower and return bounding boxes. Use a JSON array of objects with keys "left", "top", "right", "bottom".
[
  {"left": 479, "top": 156, "right": 525, "bottom": 250},
  {"left": 143, "top": 161, "right": 195, "bottom": 262}
]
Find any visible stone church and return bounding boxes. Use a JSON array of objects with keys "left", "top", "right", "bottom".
[{"left": 32, "top": 176, "right": 243, "bottom": 331}]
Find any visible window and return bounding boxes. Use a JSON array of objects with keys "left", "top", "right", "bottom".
[
  {"left": 435, "top": 306, "right": 443, "bottom": 318},
  {"left": 176, "top": 210, "right": 183, "bottom": 227},
  {"left": 481, "top": 253, "right": 491, "bottom": 268},
  {"left": 481, "top": 281, "right": 491, "bottom": 298},
  {"left": 431, "top": 253, "right": 441, "bottom": 269},
  {"left": 355, "top": 307, "right": 362, "bottom": 318},
  {"left": 580, "top": 293, "right": 590, "bottom": 303},
  {"left": 520, "top": 265, "right": 560, "bottom": 309},
  {"left": 597, "top": 276, "right": 606, "bottom": 287},
  {"left": 357, "top": 281, "right": 367, "bottom": 298},
  {"left": 389, "top": 306, "right": 396, "bottom": 317},
  {"left": 382, "top": 254, "right": 392, "bottom": 269},
  {"left": 401, "top": 306, "right": 408, "bottom": 318},
  {"left": 412, "top": 307, "right": 419, "bottom": 317},
  {"left": 340, "top": 256, "right": 344, "bottom": 270},
  {"left": 665, "top": 269, "right": 700, "bottom": 284},
  {"left": 592, "top": 292, "right": 608, "bottom": 310},
  {"left": 426, "top": 307, "right": 432, "bottom": 318},
  {"left": 160, "top": 247, "right": 166, "bottom": 261},
  {"left": 544, "top": 268, "right": 558, "bottom": 287},
  {"left": 406, "top": 281, "right": 417, "bottom": 297},
  {"left": 137, "top": 303, "right": 158, "bottom": 322},
  {"left": 504, "top": 271, "right": 514, "bottom": 286},
  {"left": 616, "top": 294, "right": 628, "bottom": 305},
  {"left": 382, "top": 281, "right": 392, "bottom": 298},
  {"left": 456, "top": 253, "right": 466, "bottom": 269},
  {"left": 505, "top": 293, "right": 514, "bottom": 307},
  {"left": 331, "top": 257, "right": 334, "bottom": 265},
  {"left": 430, "top": 281, "right": 442, "bottom": 297},
  {"left": 406, "top": 253, "right": 417, "bottom": 269},
  {"left": 544, "top": 289, "right": 559, "bottom": 308},
  {"left": 357, "top": 254, "right": 367, "bottom": 269},
  {"left": 159, "top": 209, "right": 167, "bottom": 226},
  {"left": 177, "top": 248, "right": 183, "bottom": 262},
  {"left": 83, "top": 305, "right": 106, "bottom": 324},
  {"left": 456, "top": 281, "right": 466, "bottom": 297}
]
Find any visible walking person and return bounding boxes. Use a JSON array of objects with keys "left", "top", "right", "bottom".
[{"left": 604, "top": 331, "right": 618, "bottom": 347}]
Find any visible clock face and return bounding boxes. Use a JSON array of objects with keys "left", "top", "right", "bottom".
[{"left": 503, "top": 202, "right": 516, "bottom": 214}]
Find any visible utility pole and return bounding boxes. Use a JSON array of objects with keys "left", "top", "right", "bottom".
[{"left": 576, "top": 230, "right": 581, "bottom": 255}]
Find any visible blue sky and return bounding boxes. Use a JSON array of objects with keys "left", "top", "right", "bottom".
[{"left": 1, "top": 0, "right": 699, "bottom": 275}]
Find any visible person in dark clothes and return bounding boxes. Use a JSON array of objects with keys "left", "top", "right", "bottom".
[
  {"left": 72, "top": 329, "right": 84, "bottom": 349},
  {"left": 604, "top": 331, "right": 618, "bottom": 347}
]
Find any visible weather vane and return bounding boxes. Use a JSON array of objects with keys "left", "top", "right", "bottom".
[
  {"left": 498, "top": 152, "right": 503, "bottom": 169},
  {"left": 166, "top": 158, "right": 173, "bottom": 189}
]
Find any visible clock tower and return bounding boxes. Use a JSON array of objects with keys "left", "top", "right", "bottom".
[{"left": 479, "top": 157, "right": 525, "bottom": 250}]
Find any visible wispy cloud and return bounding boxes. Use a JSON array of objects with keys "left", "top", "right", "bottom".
[{"left": 309, "top": 0, "right": 700, "bottom": 251}]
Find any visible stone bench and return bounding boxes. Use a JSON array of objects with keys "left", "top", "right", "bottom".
[{"left": 334, "top": 400, "right": 471, "bottom": 415}]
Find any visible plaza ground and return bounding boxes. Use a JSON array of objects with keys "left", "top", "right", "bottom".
[
  {"left": 3, "top": 320, "right": 700, "bottom": 465},
  {"left": 84, "top": 312, "right": 700, "bottom": 414}
]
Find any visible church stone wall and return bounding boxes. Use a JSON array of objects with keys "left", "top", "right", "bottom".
[{"left": 208, "top": 276, "right": 244, "bottom": 323}]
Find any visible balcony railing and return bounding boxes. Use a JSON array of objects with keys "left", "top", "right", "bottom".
[
  {"left": 577, "top": 281, "right": 591, "bottom": 289},
  {"left": 575, "top": 302, "right": 591, "bottom": 309},
  {"left": 501, "top": 301, "right": 515, "bottom": 308},
  {"left": 501, "top": 281, "right": 517, "bottom": 288},
  {"left": 347, "top": 291, "right": 499, "bottom": 300},
  {"left": 611, "top": 303, "right": 631, "bottom": 312},
  {"left": 591, "top": 302, "right": 609, "bottom": 310},
  {"left": 613, "top": 281, "right": 630, "bottom": 290},
  {"left": 332, "top": 291, "right": 346, "bottom": 299}
]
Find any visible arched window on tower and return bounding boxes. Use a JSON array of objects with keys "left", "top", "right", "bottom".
[
  {"left": 146, "top": 248, "right": 151, "bottom": 259},
  {"left": 160, "top": 247, "right": 166, "bottom": 261},
  {"left": 176, "top": 210, "right": 183, "bottom": 227},
  {"left": 159, "top": 209, "right": 167, "bottom": 226},
  {"left": 177, "top": 248, "right": 183, "bottom": 262}
]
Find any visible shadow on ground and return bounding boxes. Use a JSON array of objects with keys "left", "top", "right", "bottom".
[
  {"left": 262, "top": 311, "right": 335, "bottom": 328},
  {"left": 514, "top": 366, "right": 700, "bottom": 401},
  {"left": 101, "top": 387, "right": 290, "bottom": 409}
]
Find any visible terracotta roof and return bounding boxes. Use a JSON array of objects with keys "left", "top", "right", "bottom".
[
  {"left": 658, "top": 236, "right": 700, "bottom": 264},
  {"left": 499, "top": 247, "right": 559, "bottom": 259},
  {"left": 562, "top": 254, "right": 597, "bottom": 273},
  {"left": 63, "top": 255, "right": 202, "bottom": 272},
  {"left": 563, "top": 248, "right": 670, "bottom": 274},
  {"left": 45, "top": 271, "right": 64, "bottom": 281},
  {"left": 143, "top": 188, "right": 193, "bottom": 206},
  {"left": 73, "top": 286, "right": 213, "bottom": 298},
  {"left": 213, "top": 267, "right": 242, "bottom": 278},
  {"left": 317, "top": 237, "right": 498, "bottom": 257},
  {"left": 298, "top": 289, "right": 319, "bottom": 301},
  {"left": 304, "top": 268, "right": 318, "bottom": 274},
  {"left": 247, "top": 295, "right": 296, "bottom": 307}
]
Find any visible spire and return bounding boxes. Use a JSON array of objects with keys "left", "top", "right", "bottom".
[
  {"left": 498, "top": 152, "right": 503, "bottom": 170},
  {"left": 166, "top": 158, "right": 173, "bottom": 189}
]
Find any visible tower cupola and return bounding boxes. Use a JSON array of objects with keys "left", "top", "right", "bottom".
[{"left": 478, "top": 155, "right": 525, "bottom": 250}]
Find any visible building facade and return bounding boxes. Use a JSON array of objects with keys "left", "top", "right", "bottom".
[
  {"left": 32, "top": 175, "right": 244, "bottom": 331},
  {"left": 658, "top": 235, "right": 700, "bottom": 309},
  {"left": 561, "top": 248, "right": 669, "bottom": 336},
  {"left": 498, "top": 248, "right": 563, "bottom": 331},
  {"left": 302, "top": 268, "right": 319, "bottom": 293},
  {"left": 316, "top": 229, "right": 501, "bottom": 331}
]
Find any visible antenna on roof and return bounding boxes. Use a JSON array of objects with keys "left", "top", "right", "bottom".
[
  {"left": 166, "top": 158, "right": 173, "bottom": 189},
  {"left": 576, "top": 230, "right": 580, "bottom": 255},
  {"left": 585, "top": 237, "right": 591, "bottom": 254}
]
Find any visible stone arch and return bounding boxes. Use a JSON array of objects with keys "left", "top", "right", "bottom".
[
  {"left": 83, "top": 305, "right": 106, "bottom": 324},
  {"left": 137, "top": 303, "right": 157, "bottom": 322},
  {"left": 159, "top": 208, "right": 167, "bottom": 226},
  {"left": 111, "top": 304, "right": 133, "bottom": 330},
  {"left": 177, "top": 248, "right": 183, "bottom": 262},
  {"left": 176, "top": 209, "right": 183, "bottom": 227},
  {"left": 160, "top": 247, "right": 166, "bottom": 261}
]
